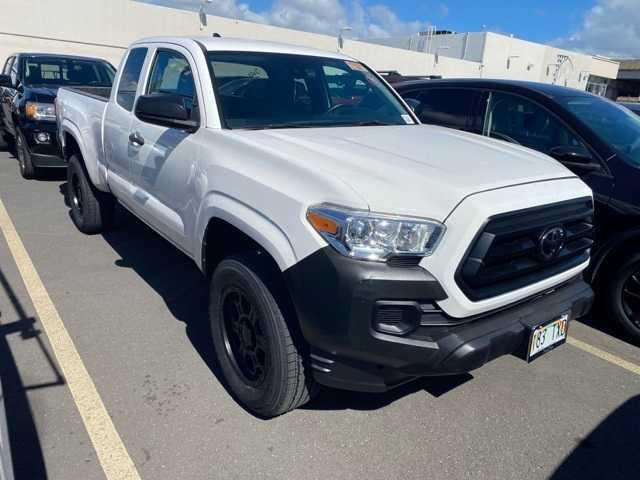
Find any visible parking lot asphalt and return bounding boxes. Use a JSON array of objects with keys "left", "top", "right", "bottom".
[{"left": 0, "top": 146, "right": 639, "bottom": 480}]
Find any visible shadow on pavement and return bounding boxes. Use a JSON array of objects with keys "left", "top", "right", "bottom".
[
  {"left": 0, "top": 267, "right": 66, "bottom": 480},
  {"left": 551, "top": 395, "right": 640, "bottom": 480},
  {"left": 94, "top": 205, "right": 473, "bottom": 416},
  {"left": 576, "top": 307, "right": 640, "bottom": 348},
  {"left": 303, "top": 373, "right": 472, "bottom": 412}
]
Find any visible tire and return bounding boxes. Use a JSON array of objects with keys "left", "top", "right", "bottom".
[
  {"left": 67, "top": 154, "right": 114, "bottom": 234},
  {"left": 605, "top": 253, "right": 640, "bottom": 342},
  {"left": 16, "top": 129, "right": 36, "bottom": 179},
  {"left": 209, "top": 255, "right": 316, "bottom": 417}
]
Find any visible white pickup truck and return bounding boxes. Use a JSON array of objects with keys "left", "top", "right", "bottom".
[{"left": 56, "top": 36, "right": 594, "bottom": 417}]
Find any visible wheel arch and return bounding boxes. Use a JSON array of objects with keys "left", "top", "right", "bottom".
[
  {"left": 58, "top": 120, "right": 107, "bottom": 190},
  {"left": 589, "top": 227, "right": 640, "bottom": 283},
  {"left": 196, "top": 193, "right": 299, "bottom": 278}
]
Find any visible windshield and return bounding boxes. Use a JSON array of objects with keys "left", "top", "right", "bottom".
[
  {"left": 207, "top": 51, "right": 415, "bottom": 129},
  {"left": 559, "top": 95, "right": 640, "bottom": 167},
  {"left": 22, "top": 56, "right": 115, "bottom": 87}
]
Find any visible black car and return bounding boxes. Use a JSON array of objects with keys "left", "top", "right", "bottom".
[
  {"left": 395, "top": 79, "right": 640, "bottom": 341},
  {"left": 0, "top": 53, "right": 114, "bottom": 178}
]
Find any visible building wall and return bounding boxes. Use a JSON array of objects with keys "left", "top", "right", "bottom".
[
  {"left": 0, "top": 0, "right": 471, "bottom": 77},
  {"left": 370, "top": 31, "right": 619, "bottom": 90}
]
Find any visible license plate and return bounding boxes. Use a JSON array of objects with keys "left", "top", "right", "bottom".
[{"left": 527, "top": 313, "right": 569, "bottom": 361}]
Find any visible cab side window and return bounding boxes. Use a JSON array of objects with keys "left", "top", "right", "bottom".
[
  {"left": 147, "top": 50, "right": 198, "bottom": 122},
  {"left": 407, "top": 88, "right": 481, "bottom": 131},
  {"left": 116, "top": 48, "right": 148, "bottom": 111},
  {"left": 484, "top": 91, "right": 586, "bottom": 155}
]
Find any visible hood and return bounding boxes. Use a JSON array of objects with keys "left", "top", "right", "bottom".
[
  {"left": 24, "top": 86, "right": 59, "bottom": 103},
  {"left": 231, "top": 124, "right": 576, "bottom": 221}
]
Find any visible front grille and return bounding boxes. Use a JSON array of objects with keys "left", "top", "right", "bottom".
[{"left": 456, "top": 197, "right": 594, "bottom": 301}]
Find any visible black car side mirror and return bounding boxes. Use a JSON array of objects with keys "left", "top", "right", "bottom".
[
  {"left": 0, "top": 74, "right": 13, "bottom": 88},
  {"left": 135, "top": 94, "right": 199, "bottom": 132},
  {"left": 404, "top": 98, "right": 421, "bottom": 114},
  {"left": 549, "top": 145, "right": 602, "bottom": 173}
]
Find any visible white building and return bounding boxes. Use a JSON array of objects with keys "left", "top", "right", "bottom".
[
  {"left": 369, "top": 31, "right": 619, "bottom": 94},
  {"left": 0, "top": 0, "right": 619, "bottom": 93}
]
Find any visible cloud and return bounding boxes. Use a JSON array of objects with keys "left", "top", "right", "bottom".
[
  {"left": 554, "top": 0, "right": 640, "bottom": 58},
  {"left": 135, "top": 0, "right": 431, "bottom": 38}
]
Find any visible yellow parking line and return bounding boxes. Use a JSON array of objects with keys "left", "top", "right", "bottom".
[
  {"left": 0, "top": 198, "right": 141, "bottom": 480},
  {"left": 567, "top": 336, "right": 640, "bottom": 376}
]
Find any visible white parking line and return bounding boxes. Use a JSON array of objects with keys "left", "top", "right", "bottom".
[
  {"left": 0, "top": 197, "right": 141, "bottom": 480},
  {"left": 567, "top": 336, "right": 640, "bottom": 376}
]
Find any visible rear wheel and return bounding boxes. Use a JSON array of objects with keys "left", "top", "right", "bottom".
[
  {"left": 209, "top": 255, "right": 316, "bottom": 417},
  {"left": 16, "top": 130, "right": 36, "bottom": 179},
  {"left": 605, "top": 254, "right": 640, "bottom": 342},
  {"left": 67, "top": 154, "right": 114, "bottom": 234}
]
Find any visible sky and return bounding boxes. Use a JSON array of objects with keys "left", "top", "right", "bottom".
[{"left": 136, "top": 0, "right": 640, "bottom": 58}]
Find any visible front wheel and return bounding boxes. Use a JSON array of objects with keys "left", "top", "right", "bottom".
[
  {"left": 67, "top": 154, "right": 114, "bottom": 234},
  {"left": 209, "top": 255, "right": 316, "bottom": 417},
  {"left": 16, "top": 130, "right": 36, "bottom": 179},
  {"left": 605, "top": 254, "right": 640, "bottom": 342}
]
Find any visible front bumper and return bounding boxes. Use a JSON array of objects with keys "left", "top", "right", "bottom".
[
  {"left": 285, "top": 247, "right": 593, "bottom": 392},
  {"left": 21, "top": 121, "right": 65, "bottom": 168}
]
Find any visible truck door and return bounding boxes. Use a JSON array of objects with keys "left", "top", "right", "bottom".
[
  {"left": 127, "top": 46, "right": 202, "bottom": 255},
  {"left": 103, "top": 47, "right": 149, "bottom": 206}
]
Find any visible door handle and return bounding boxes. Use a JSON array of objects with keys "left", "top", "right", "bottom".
[{"left": 128, "top": 131, "right": 145, "bottom": 146}]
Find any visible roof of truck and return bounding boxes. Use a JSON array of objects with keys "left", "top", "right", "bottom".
[{"left": 133, "top": 36, "right": 352, "bottom": 61}]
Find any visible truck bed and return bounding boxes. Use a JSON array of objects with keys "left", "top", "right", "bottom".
[{"left": 63, "top": 86, "right": 112, "bottom": 102}]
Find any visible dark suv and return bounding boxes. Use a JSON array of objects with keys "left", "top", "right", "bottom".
[
  {"left": 395, "top": 79, "right": 640, "bottom": 341},
  {"left": 0, "top": 53, "right": 114, "bottom": 178}
]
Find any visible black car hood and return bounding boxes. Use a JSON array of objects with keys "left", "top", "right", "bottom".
[{"left": 24, "top": 86, "right": 59, "bottom": 103}]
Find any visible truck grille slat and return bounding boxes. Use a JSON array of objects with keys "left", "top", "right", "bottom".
[{"left": 456, "top": 198, "right": 594, "bottom": 301}]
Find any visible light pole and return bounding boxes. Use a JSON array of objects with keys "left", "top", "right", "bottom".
[
  {"left": 199, "top": 0, "right": 213, "bottom": 31},
  {"left": 338, "top": 26, "right": 352, "bottom": 51}
]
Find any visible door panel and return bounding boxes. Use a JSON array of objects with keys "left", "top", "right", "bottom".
[
  {"left": 103, "top": 47, "right": 149, "bottom": 206},
  {"left": 128, "top": 46, "right": 202, "bottom": 255}
]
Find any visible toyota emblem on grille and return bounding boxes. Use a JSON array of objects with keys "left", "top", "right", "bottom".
[{"left": 538, "top": 226, "right": 566, "bottom": 261}]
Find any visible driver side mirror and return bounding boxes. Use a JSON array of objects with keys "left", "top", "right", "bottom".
[
  {"left": 0, "top": 74, "right": 13, "bottom": 88},
  {"left": 404, "top": 98, "right": 421, "bottom": 114},
  {"left": 549, "top": 145, "right": 602, "bottom": 173},
  {"left": 135, "top": 94, "right": 199, "bottom": 132}
]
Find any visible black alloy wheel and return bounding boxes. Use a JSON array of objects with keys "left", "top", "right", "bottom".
[
  {"left": 69, "top": 167, "right": 85, "bottom": 223},
  {"left": 606, "top": 254, "right": 640, "bottom": 342},
  {"left": 221, "top": 287, "right": 269, "bottom": 387},
  {"left": 621, "top": 270, "right": 640, "bottom": 331}
]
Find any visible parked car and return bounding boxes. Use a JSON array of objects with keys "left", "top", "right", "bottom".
[
  {"left": 394, "top": 79, "right": 640, "bottom": 340},
  {"left": 0, "top": 53, "right": 115, "bottom": 178},
  {"left": 619, "top": 102, "right": 640, "bottom": 116},
  {"left": 57, "top": 37, "right": 593, "bottom": 417}
]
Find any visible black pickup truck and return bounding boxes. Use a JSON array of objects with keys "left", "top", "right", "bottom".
[{"left": 0, "top": 53, "right": 115, "bottom": 179}]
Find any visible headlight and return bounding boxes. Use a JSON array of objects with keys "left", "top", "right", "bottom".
[
  {"left": 306, "top": 204, "right": 445, "bottom": 262},
  {"left": 25, "top": 102, "right": 56, "bottom": 122}
]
